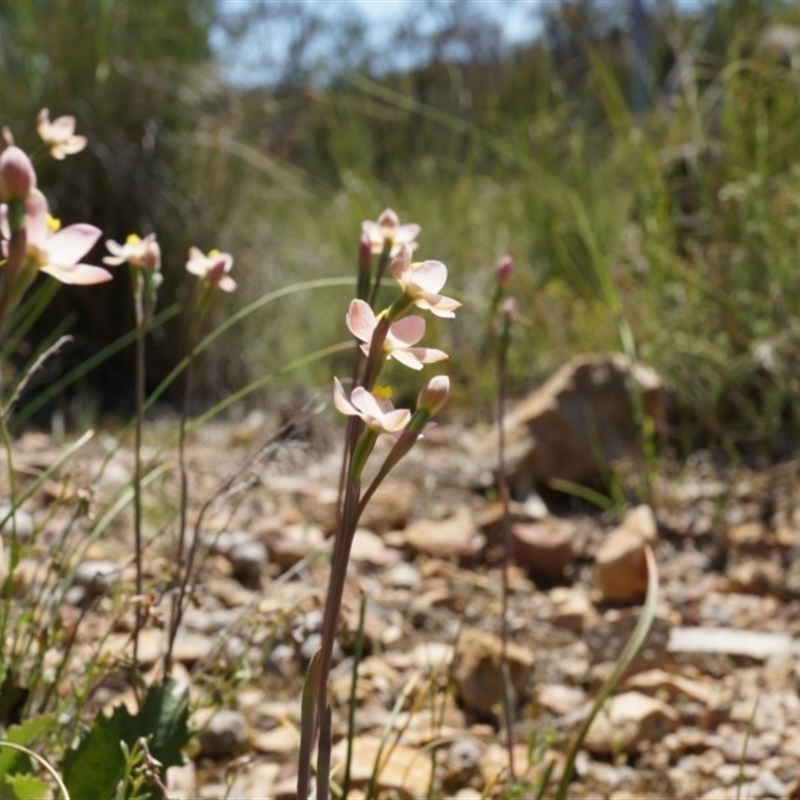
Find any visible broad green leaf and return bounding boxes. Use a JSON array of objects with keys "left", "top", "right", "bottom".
[
  {"left": 0, "top": 716, "right": 53, "bottom": 780},
  {"left": 2, "top": 773, "right": 51, "bottom": 800},
  {"left": 61, "top": 679, "right": 189, "bottom": 800}
]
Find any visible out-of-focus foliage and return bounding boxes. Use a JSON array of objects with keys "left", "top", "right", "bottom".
[
  {"left": 5, "top": 0, "right": 800, "bottom": 457},
  {"left": 0, "top": 0, "right": 226, "bottom": 407}
]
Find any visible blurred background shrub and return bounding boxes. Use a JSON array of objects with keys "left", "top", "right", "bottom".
[{"left": 4, "top": 0, "right": 800, "bottom": 458}]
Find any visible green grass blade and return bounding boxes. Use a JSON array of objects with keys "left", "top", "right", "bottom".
[{"left": 554, "top": 546, "right": 659, "bottom": 799}]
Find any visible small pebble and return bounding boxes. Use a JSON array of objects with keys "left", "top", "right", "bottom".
[
  {"left": 73, "top": 560, "right": 118, "bottom": 596},
  {"left": 198, "top": 709, "right": 249, "bottom": 759}
]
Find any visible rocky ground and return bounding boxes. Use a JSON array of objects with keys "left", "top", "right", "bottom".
[{"left": 4, "top": 401, "right": 800, "bottom": 799}]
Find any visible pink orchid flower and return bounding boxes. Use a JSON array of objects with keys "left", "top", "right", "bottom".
[
  {"left": 37, "top": 109, "right": 88, "bottom": 160},
  {"left": 361, "top": 208, "right": 420, "bottom": 255},
  {"left": 186, "top": 246, "right": 237, "bottom": 292},
  {"left": 346, "top": 298, "right": 447, "bottom": 371},
  {"left": 1, "top": 189, "right": 110, "bottom": 285},
  {"left": 390, "top": 244, "right": 461, "bottom": 319},
  {"left": 104, "top": 233, "right": 161, "bottom": 270},
  {"left": 332, "top": 377, "right": 411, "bottom": 434}
]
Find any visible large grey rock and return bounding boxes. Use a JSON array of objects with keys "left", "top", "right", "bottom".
[{"left": 476, "top": 353, "right": 664, "bottom": 497}]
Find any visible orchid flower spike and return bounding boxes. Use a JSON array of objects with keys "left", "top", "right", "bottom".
[
  {"left": 37, "top": 109, "right": 88, "bottom": 160},
  {"left": 186, "top": 247, "right": 236, "bottom": 292},
  {"left": 346, "top": 299, "right": 448, "bottom": 370},
  {"left": 361, "top": 208, "right": 420, "bottom": 256},
  {"left": 104, "top": 233, "right": 161, "bottom": 270},
  {"left": 332, "top": 377, "right": 411, "bottom": 435},
  {"left": 0, "top": 189, "right": 110, "bottom": 285},
  {"left": 390, "top": 244, "right": 461, "bottom": 319}
]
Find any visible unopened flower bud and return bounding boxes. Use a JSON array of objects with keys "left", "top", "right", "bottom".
[
  {"left": 495, "top": 255, "right": 514, "bottom": 288},
  {"left": 502, "top": 296, "right": 517, "bottom": 323},
  {"left": 143, "top": 236, "right": 161, "bottom": 271},
  {"left": 417, "top": 375, "right": 450, "bottom": 416},
  {"left": 0, "top": 146, "right": 36, "bottom": 201}
]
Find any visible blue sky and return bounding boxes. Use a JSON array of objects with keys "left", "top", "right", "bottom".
[
  {"left": 213, "top": 0, "right": 709, "bottom": 87},
  {"left": 351, "top": 0, "right": 544, "bottom": 44}
]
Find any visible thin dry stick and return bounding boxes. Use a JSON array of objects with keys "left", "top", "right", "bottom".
[
  {"left": 164, "top": 416, "right": 306, "bottom": 673},
  {"left": 1, "top": 334, "right": 73, "bottom": 421}
]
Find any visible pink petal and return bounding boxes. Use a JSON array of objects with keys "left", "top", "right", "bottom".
[
  {"left": 24, "top": 190, "right": 50, "bottom": 246},
  {"left": 413, "top": 346, "right": 449, "bottom": 363},
  {"left": 387, "top": 315, "right": 425, "bottom": 347},
  {"left": 186, "top": 247, "right": 207, "bottom": 276},
  {"left": 49, "top": 116, "right": 77, "bottom": 138},
  {"left": 379, "top": 408, "right": 412, "bottom": 432},
  {"left": 52, "top": 137, "right": 87, "bottom": 158},
  {"left": 346, "top": 299, "right": 377, "bottom": 343},
  {"left": 332, "top": 378, "right": 358, "bottom": 416},
  {"left": 389, "top": 349, "right": 424, "bottom": 370},
  {"left": 390, "top": 244, "right": 413, "bottom": 283},
  {"left": 47, "top": 224, "right": 101, "bottom": 264},
  {"left": 408, "top": 260, "right": 448, "bottom": 294},
  {"left": 40, "top": 263, "right": 112, "bottom": 285},
  {"left": 377, "top": 209, "right": 400, "bottom": 228},
  {"left": 350, "top": 386, "right": 385, "bottom": 420},
  {"left": 395, "top": 223, "right": 420, "bottom": 244}
]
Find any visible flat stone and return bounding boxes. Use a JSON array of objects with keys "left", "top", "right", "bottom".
[
  {"left": 624, "top": 669, "right": 721, "bottom": 707},
  {"left": 595, "top": 506, "right": 657, "bottom": 604},
  {"left": 350, "top": 528, "right": 400, "bottom": 566},
  {"left": 537, "top": 683, "right": 587, "bottom": 716},
  {"left": 549, "top": 586, "right": 598, "bottom": 634},
  {"left": 267, "top": 523, "right": 325, "bottom": 568},
  {"left": 512, "top": 518, "right": 575, "bottom": 580},
  {"left": 584, "top": 691, "right": 679, "bottom": 755},
  {"left": 330, "top": 735, "right": 432, "bottom": 798},
  {"left": 453, "top": 628, "right": 534, "bottom": 715},
  {"left": 404, "top": 507, "right": 483, "bottom": 559},
  {"left": 253, "top": 724, "right": 299, "bottom": 756}
]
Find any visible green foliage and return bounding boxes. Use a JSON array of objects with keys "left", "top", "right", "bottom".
[
  {"left": 0, "top": 717, "right": 59, "bottom": 800},
  {"left": 61, "top": 679, "right": 189, "bottom": 800},
  {"left": 1, "top": 772, "right": 51, "bottom": 800}
]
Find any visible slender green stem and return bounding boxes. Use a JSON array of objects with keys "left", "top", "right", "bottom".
[
  {"left": 165, "top": 288, "right": 208, "bottom": 675},
  {"left": 0, "top": 412, "right": 17, "bottom": 657},
  {"left": 496, "top": 315, "right": 516, "bottom": 783},
  {"left": 342, "top": 593, "right": 368, "bottom": 800},
  {"left": 314, "top": 476, "right": 361, "bottom": 793},
  {"left": 132, "top": 273, "right": 146, "bottom": 671}
]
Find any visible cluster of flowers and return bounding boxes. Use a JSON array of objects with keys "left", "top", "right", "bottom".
[
  {"left": 333, "top": 209, "right": 460, "bottom": 479},
  {"left": 0, "top": 110, "right": 235, "bottom": 330}
]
